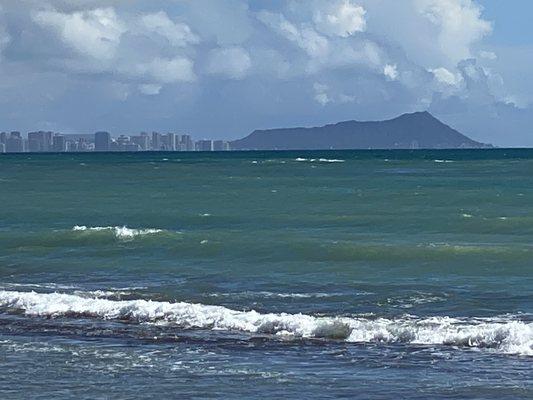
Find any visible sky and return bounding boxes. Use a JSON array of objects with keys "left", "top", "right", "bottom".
[{"left": 0, "top": 0, "right": 531, "bottom": 146}]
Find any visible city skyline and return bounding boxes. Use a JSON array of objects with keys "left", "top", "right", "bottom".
[{"left": 0, "top": 130, "right": 231, "bottom": 153}]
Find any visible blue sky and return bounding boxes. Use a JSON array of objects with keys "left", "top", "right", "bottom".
[
  {"left": 0, "top": 0, "right": 531, "bottom": 146},
  {"left": 480, "top": 0, "right": 532, "bottom": 45}
]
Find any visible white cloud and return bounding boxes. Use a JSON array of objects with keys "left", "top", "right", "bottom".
[
  {"left": 138, "top": 83, "right": 162, "bottom": 95},
  {"left": 415, "top": 0, "right": 492, "bottom": 64},
  {"left": 206, "top": 46, "right": 251, "bottom": 79},
  {"left": 258, "top": 6, "right": 382, "bottom": 75},
  {"left": 0, "top": 26, "right": 9, "bottom": 58},
  {"left": 502, "top": 95, "right": 527, "bottom": 109},
  {"left": 140, "top": 11, "right": 199, "bottom": 47},
  {"left": 33, "top": 7, "right": 125, "bottom": 60},
  {"left": 180, "top": 0, "right": 253, "bottom": 45},
  {"left": 479, "top": 50, "right": 496, "bottom": 60},
  {"left": 31, "top": 7, "right": 198, "bottom": 87},
  {"left": 313, "top": 82, "right": 331, "bottom": 105},
  {"left": 133, "top": 57, "right": 196, "bottom": 83},
  {"left": 312, "top": 82, "right": 359, "bottom": 105},
  {"left": 313, "top": 0, "right": 366, "bottom": 37},
  {"left": 430, "top": 67, "right": 463, "bottom": 86},
  {"left": 338, "top": 93, "right": 356, "bottom": 103},
  {"left": 383, "top": 64, "right": 398, "bottom": 80},
  {"left": 0, "top": 5, "right": 9, "bottom": 58},
  {"left": 257, "top": 11, "right": 329, "bottom": 58}
]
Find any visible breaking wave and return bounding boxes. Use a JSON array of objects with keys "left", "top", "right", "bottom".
[
  {"left": 295, "top": 158, "right": 345, "bottom": 163},
  {"left": 72, "top": 225, "right": 163, "bottom": 240},
  {"left": 0, "top": 290, "right": 531, "bottom": 356}
]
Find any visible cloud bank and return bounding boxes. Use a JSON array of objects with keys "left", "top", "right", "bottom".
[{"left": 0, "top": 0, "right": 530, "bottom": 146}]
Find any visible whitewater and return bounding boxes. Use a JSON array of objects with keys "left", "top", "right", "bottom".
[
  {"left": 1, "top": 290, "right": 531, "bottom": 356},
  {"left": 72, "top": 225, "right": 164, "bottom": 239}
]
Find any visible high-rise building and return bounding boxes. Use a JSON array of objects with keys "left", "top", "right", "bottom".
[
  {"left": 180, "top": 134, "right": 194, "bottom": 151},
  {"left": 0, "top": 132, "right": 6, "bottom": 146},
  {"left": 52, "top": 134, "right": 67, "bottom": 152},
  {"left": 76, "top": 138, "right": 89, "bottom": 151},
  {"left": 94, "top": 131, "right": 111, "bottom": 151},
  {"left": 131, "top": 135, "right": 150, "bottom": 150},
  {"left": 43, "top": 131, "right": 53, "bottom": 151},
  {"left": 0, "top": 143, "right": 5, "bottom": 153},
  {"left": 28, "top": 132, "right": 41, "bottom": 152},
  {"left": 110, "top": 140, "right": 119, "bottom": 151},
  {"left": 66, "top": 141, "right": 76, "bottom": 152},
  {"left": 213, "top": 140, "right": 230, "bottom": 151},
  {"left": 125, "top": 143, "right": 140, "bottom": 151},
  {"left": 166, "top": 133, "right": 176, "bottom": 151},
  {"left": 151, "top": 132, "right": 161, "bottom": 150},
  {"left": 197, "top": 140, "right": 214, "bottom": 151},
  {"left": 116, "top": 135, "right": 130, "bottom": 149},
  {"left": 6, "top": 132, "right": 24, "bottom": 153},
  {"left": 28, "top": 131, "right": 53, "bottom": 152}
]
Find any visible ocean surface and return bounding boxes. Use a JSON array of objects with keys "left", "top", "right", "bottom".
[{"left": 0, "top": 149, "right": 532, "bottom": 399}]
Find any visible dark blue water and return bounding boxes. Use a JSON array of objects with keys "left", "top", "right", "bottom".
[{"left": 0, "top": 150, "right": 532, "bottom": 398}]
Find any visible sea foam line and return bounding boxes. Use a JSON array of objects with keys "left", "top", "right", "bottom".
[
  {"left": 0, "top": 290, "right": 531, "bottom": 355},
  {"left": 72, "top": 225, "right": 163, "bottom": 239},
  {"left": 295, "top": 158, "right": 345, "bottom": 163}
]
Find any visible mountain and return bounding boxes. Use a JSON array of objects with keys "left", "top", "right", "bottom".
[{"left": 231, "top": 111, "right": 490, "bottom": 150}]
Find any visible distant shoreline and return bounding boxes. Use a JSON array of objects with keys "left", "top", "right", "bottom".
[{"left": 7, "top": 147, "right": 533, "bottom": 157}]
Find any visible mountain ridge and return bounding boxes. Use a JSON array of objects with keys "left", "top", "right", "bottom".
[{"left": 231, "top": 111, "right": 491, "bottom": 150}]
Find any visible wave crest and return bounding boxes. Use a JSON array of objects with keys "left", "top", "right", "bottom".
[
  {"left": 295, "top": 158, "right": 345, "bottom": 163},
  {"left": 72, "top": 225, "right": 163, "bottom": 240},
  {"left": 0, "top": 290, "right": 531, "bottom": 355}
]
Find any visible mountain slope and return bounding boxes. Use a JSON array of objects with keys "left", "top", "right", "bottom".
[{"left": 231, "top": 111, "right": 489, "bottom": 150}]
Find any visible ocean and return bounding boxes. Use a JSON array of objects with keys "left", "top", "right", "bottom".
[{"left": 0, "top": 149, "right": 531, "bottom": 399}]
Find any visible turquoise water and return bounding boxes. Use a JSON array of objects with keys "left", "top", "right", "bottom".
[{"left": 0, "top": 150, "right": 532, "bottom": 398}]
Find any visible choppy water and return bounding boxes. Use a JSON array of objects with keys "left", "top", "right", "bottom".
[{"left": 0, "top": 150, "right": 532, "bottom": 399}]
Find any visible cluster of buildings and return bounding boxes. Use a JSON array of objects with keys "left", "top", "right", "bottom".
[{"left": 0, "top": 131, "right": 232, "bottom": 153}]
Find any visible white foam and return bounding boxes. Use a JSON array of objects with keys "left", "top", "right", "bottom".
[
  {"left": 318, "top": 158, "right": 345, "bottom": 163},
  {"left": 0, "top": 290, "right": 531, "bottom": 355},
  {"left": 72, "top": 225, "right": 163, "bottom": 240},
  {"left": 207, "top": 291, "right": 349, "bottom": 299},
  {"left": 1, "top": 283, "right": 80, "bottom": 290},
  {"left": 295, "top": 158, "right": 345, "bottom": 163},
  {"left": 73, "top": 290, "right": 133, "bottom": 298},
  {"left": 434, "top": 159, "right": 454, "bottom": 163}
]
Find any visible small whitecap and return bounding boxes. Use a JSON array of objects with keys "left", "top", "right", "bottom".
[
  {"left": 318, "top": 158, "right": 345, "bottom": 163},
  {"left": 71, "top": 225, "right": 163, "bottom": 240}
]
